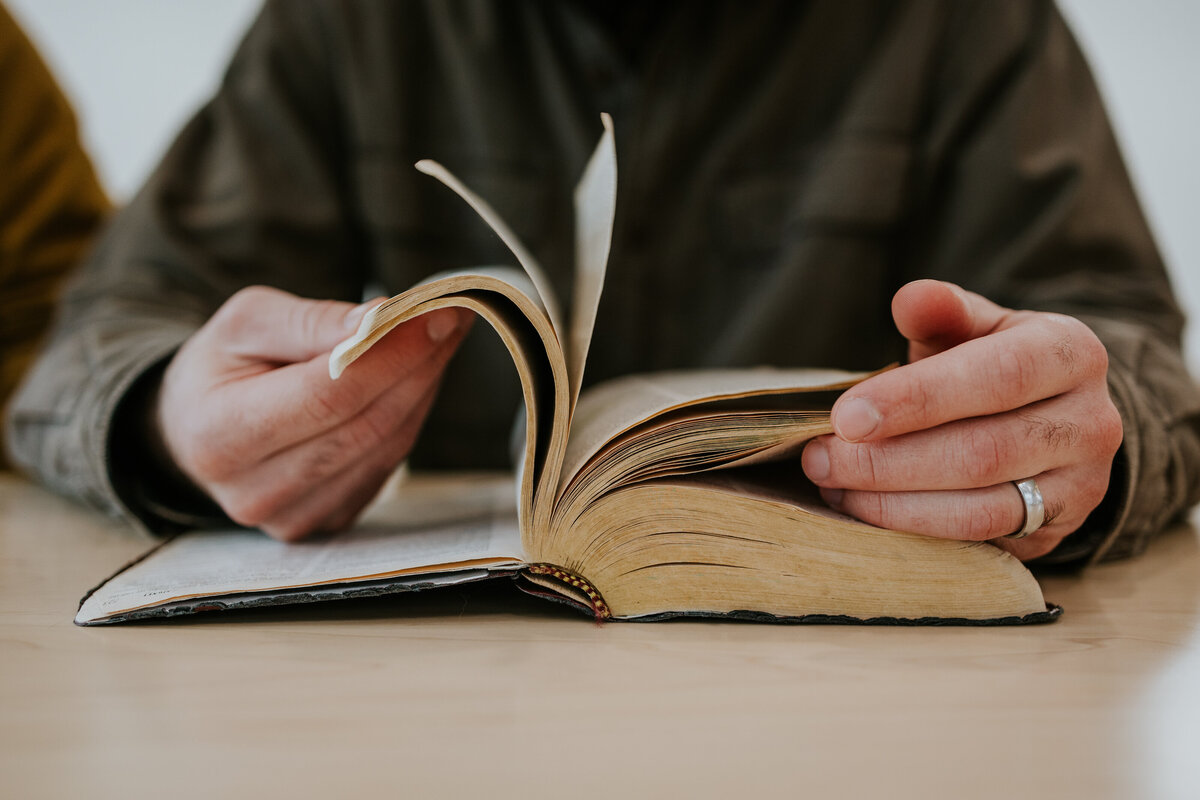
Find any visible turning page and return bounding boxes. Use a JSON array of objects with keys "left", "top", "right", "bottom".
[
  {"left": 413, "top": 161, "right": 565, "bottom": 343},
  {"left": 567, "top": 112, "right": 617, "bottom": 412}
]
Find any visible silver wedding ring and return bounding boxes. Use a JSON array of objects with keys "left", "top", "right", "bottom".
[{"left": 1006, "top": 477, "right": 1045, "bottom": 540}]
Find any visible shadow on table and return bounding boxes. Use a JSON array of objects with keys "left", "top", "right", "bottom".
[{"left": 120, "top": 576, "right": 588, "bottom": 627}]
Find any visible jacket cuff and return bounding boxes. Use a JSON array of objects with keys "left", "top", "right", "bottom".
[
  {"left": 107, "top": 355, "right": 231, "bottom": 535},
  {"left": 1070, "top": 316, "right": 1200, "bottom": 564}
]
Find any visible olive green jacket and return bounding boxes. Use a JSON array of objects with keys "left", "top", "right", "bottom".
[{"left": 8, "top": 0, "right": 1199, "bottom": 564}]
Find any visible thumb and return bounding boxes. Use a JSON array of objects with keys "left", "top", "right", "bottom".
[
  {"left": 892, "top": 279, "right": 1012, "bottom": 361},
  {"left": 208, "top": 286, "right": 384, "bottom": 365}
]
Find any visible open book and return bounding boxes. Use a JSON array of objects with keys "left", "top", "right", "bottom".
[{"left": 77, "top": 115, "right": 1058, "bottom": 626}]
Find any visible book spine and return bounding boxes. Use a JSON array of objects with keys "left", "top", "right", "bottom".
[{"left": 526, "top": 563, "right": 612, "bottom": 620}]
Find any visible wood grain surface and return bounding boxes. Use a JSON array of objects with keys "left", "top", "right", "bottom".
[{"left": 3, "top": 473, "right": 1198, "bottom": 799}]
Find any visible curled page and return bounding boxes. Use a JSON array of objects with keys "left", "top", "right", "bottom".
[
  {"left": 568, "top": 113, "right": 617, "bottom": 414},
  {"left": 415, "top": 159, "right": 565, "bottom": 342}
]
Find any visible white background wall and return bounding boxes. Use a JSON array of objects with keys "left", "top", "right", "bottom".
[
  {"left": 7, "top": 0, "right": 262, "bottom": 199},
  {"left": 8, "top": 0, "right": 1199, "bottom": 372}
]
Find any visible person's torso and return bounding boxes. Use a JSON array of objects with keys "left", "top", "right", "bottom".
[{"left": 325, "top": 0, "right": 936, "bottom": 466}]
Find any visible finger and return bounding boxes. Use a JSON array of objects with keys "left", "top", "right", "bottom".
[
  {"left": 990, "top": 522, "right": 1073, "bottom": 561},
  {"left": 309, "top": 467, "right": 397, "bottom": 535},
  {"left": 804, "top": 390, "right": 1120, "bottom": 492},
  {"left": 829, "top": 312, "right": 1109, "bottom": 442},
  {"left": 891, "top": 280, "right": 1013, "bottom": 361},
  {"left": 253, "top": 454, "right": 401, "bottom": 542},
  {"left": 207, "top": 346, "right": 447, "bottom": 519},
  {"left": 189, "top": 308, "right": 471, "bottom": 473},
  {"left": 205, "top": 286, "right": 384, "bottom": 366},
  {"left": 820, "top": 466, "right": 1103, "bottom": 555}
]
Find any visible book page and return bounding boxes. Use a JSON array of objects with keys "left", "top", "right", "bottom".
[
  {"left": 328, "top": 271, "right": 571, "bottom": 531},
  {"left": 568, "top": 113, "right": 617, "bottom": 413},
  {"left": 76, "top": 473, "right": 523, "bottom": 624},
  {"left": 90, "top": 569, "right": 500, "bottom": 625},
  {"left": 563, "top": 476, "right": 1047, "bottom": 621},
  {"left": 671, "top": 463, "right": 863, "bottom": 524},
  {"left": 330, "top": 266, "right": 547, "bottom": 378},
  {"left": 415, "top": 160, "right": 565, "bottom": 342},
  {"left": 381, "top": 266, "right": 547, "bottom": 324},
  {"left": 558, "top": 367, "right": 871, "bottom": 496}
]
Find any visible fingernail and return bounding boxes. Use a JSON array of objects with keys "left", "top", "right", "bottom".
[
  {"left": 426, "top": 309, "right": 461, "bottom": 343},
  {"left": 834, "top": 397, "right": 882, "bottom": 442},
  {"left": 821, "top": 488, "right": 844, "bottom": 510},
  {"left": 802, "top": 439, "right": 830, "bottom": 482},
  {"left": 344, "top": 301, "right": 374, "bottom": 332}
]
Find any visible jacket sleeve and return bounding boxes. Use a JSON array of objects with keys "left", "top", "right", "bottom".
[
  {"left": 4, "top": 0, "right": 364, "bottom": 531},
  {"left": 905, "top": 0, "right": 1200, "bottom": 563}
]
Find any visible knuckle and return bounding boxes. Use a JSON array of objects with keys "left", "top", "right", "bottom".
[
  {"left": 1043, "top": 418, "right": 1082, "bottom": 450},
  {"left": 1041, "top": 494, "right": 1069, "bottom": 529},
  {"left": 1061, "top": 315, "right": 1109, "bottom": 375},
  {"left": 289, "top": 297, "right": 344, "bottom": 344},
  {"left": 178, "top": 433, "right": 234, "bottom": 484},
  {"left": 1079, "top": 329, "right": 1110, "bottom": 378},
  {"left": 221, "top": 489, "right": 279, "bottom": 530},
  {"left": 213, "top": 287, "right": 271, "bottom": 333},
  {"left": 220, "top": 287, "right": 263, "bottom": 316},
  {"left": 897, "top": 378, "right": 937, "bottom": 428},
  {"left": 337, "top": 414, "right": 396, "bottom": 462},
  {"left": 297, "top": 437, "right": 349, "bottom": 484},
  {"left": 849, "top": 490, "right": 891, "bottom": 527},
  {"left": 301, "top": 383, "right": 349, "bottom": 427},
  {"left": 1074, "top": 470, "right": 1111, "bottom": 518},
  {"left": 1039, "top": 314, "right": 1109, "bottom": 379},
  {"left": 962, "top": 497, "right": 1014, "bottom": 541},
  {"left": 1017, "top": 411, "right": 1082, "bottom": 452},
  {"left": 1094, "top": 401, "right": 1124, "bottom": 455},
  {"left": 991, "top": 344, "right": 1039, "bottom": 402},
  {"left": 263, "top": 520, "right": 312, "bottom": 543},
  {"left": 959, "top": 427, "right": 1010, "bottom": 486},
  {"left": 1040, "top": 315, "right": 1079, "bottom": 367},
  {"left": 183, "top": 447, "right": 221, "bottom": 484},
  {"left": 845, "top": 443, "right": 885, "bottom": 488}
]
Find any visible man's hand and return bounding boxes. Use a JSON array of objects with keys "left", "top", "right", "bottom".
[
  {"left": 157, "top": 286, "right": 473, "bottom": 541},
  {"left": 801, "top": 279, "right": 1123, "bottom": 559}
]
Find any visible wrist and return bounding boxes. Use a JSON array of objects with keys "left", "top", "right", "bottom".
[{"left": 109, "top": 357, "right": 228, "bottom": 533}]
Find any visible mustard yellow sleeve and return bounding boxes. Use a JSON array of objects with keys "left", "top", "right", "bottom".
[{"left": 0, "top": 4, "right": 110, "bottom": 467}]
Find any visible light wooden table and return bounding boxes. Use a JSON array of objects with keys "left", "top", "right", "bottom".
[{"left": 2, "top": 473, "right": 1198, "bottom": 799}]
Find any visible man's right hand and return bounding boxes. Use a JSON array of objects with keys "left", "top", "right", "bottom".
[{"left": 156, "top": 286, "right": 473, "bottom": 541}]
